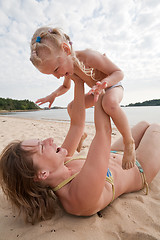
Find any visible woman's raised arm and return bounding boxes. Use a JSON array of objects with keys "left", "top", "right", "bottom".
[
  {"left": 68, "top": 93, "right": 112, "bottom": 214},
  {"left": 61, "top": 75, "right": 85, "bottom": 156}
]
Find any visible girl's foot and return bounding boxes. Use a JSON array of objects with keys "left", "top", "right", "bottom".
[
  {"left": 77, "top": 132, "right": 87, "bottom": 152},
  {"left": 122, "top": 140, "right": 136, "bottom": 170}
]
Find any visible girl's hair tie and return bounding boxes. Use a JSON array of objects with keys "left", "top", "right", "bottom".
[
  {"left": 36, "top": 36, "right": 41, "bottom": 43},
  {"left": 69, "top": 41, "right": 73, "bottom": 46}
]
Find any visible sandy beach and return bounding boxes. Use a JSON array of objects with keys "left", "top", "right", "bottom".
[{"left": 0, "top": 116, "right": 160, "bottom": 240}]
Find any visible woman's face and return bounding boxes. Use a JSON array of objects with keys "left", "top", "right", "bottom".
[
  {"left": 38, "top": 44, "right": 74, "bottom": 79},
  {"left": 21, "top": 138, "right": 68, "bottom": 172}
]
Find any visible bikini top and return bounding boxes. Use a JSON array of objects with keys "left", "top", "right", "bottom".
[
  {"left": 53, "top": 151, "right": 149, "bottom": 196},
  {"left": 53, "top": 156, "right": 85, "bottom": 192},
  {"left": 53, "top": 151, "right": 125, "bottom": 192},
  {"left": 53, "top": 155, "right": 115, "bottom": 192}
]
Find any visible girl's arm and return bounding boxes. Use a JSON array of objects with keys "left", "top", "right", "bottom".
[
  {"left": 68, "top": 92, "right": 112, "bottom": 214},
  {"left": 86, "top": 49, "right": 124, "bottom": 87},
  {"left": 54, "top": 76, "right": 71, "bottom": 97},
  {"left": 86, "top": 49, "right": 124, "bottom": 101},
  {"left": 61, "top": 75, "right": 85, "bottom": 156},
  {"left": 36, "top": 77, "right": 71, "bottom": 108}
]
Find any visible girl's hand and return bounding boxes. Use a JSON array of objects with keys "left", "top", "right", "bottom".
[
  {"left": 87, "top": 81, "right": 107, "bottom": 102},
  {"left": 36, "top": 93, "right": 56, "bottom": 108}
]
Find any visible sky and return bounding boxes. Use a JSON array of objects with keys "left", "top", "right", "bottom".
[{"left": 0, "top": 0, "right": 160, "bottom": 107}]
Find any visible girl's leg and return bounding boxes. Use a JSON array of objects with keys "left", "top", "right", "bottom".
[
  {"left": 67, "top": 94, "right": 94, "bottom": 152},
  {"left": 102, "top": 86, "right": 136, "bottom": 170},
  {"left": 136, "top": 123, "right": 160, "bottom": 183}
]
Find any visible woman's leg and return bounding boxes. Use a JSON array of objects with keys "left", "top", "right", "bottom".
[
  {"left": 102, "top": 86, "right": 136, "bottom": 170},
  {"left": 136, "top": 123, "right": 160, "bottom": 184},
  {"left": 111, "top": 121, "right": 150, "bottom": 150},
  {"left": 110, "top": 123, "right": 159, "bottom": 199}
]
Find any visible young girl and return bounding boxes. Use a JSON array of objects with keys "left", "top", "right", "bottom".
[{"left": 30, "top": 26, "right": 135, "bottom": 170}]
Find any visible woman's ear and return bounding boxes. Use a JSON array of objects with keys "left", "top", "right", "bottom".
[
  {"left": 34, "top": 170, "right": 49, "bottom": 181},
  {"left": 62, "top": 43, "right": 71, "bottom": 55}
]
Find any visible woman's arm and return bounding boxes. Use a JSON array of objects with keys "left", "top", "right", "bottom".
[
  {"left": 61, "top": 75, "right": 85, "bottom": 156},
  {"left": 69, "top": 92, "right": 112, "bottom": 214}
]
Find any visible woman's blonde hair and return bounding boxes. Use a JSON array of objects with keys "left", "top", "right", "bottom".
[
  {"left": 0, "top": 141, "right": 56, "bottom": 224},
  {"left": 30, "top": 26, "right": 75, "bottom": 68}
]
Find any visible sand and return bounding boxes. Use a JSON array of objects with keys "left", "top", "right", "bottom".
[{"left": 0, "top": 116, "right": 160, "bottom": 240}]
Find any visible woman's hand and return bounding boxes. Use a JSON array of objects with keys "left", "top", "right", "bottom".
[
  {"left": 36, "top": 92, "right": 56, "bottom": 109},
  {"left": 87, "top": 81, "right": 107, "bottom": 102}
]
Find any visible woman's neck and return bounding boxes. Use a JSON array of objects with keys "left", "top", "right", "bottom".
[{"left": 47, "top": 164, "right": 72, "bottom": 189}]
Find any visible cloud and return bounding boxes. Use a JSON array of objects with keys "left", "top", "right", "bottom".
[{"left": 0, "top": 0, "right": 160, "bottom": 106}]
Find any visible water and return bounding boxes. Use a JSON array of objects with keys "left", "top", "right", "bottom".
[{"left": 0, "top": 106, "right": 160, "bottom": 126}]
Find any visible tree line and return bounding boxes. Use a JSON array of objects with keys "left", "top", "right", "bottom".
[
  {"left": 0, "top": 97, "right": 160, "bottom": 111},
  {"left": 126, "top": 99, "right": 160, "bottom": 107},
  {"left": 0, "top": 98, "right": 39, "bottom": 110}
]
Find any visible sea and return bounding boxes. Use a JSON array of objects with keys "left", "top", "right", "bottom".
[{"left": 0, "top": 106, "right": 160, "bottom": 127}]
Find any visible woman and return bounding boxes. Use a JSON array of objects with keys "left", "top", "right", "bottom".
[{"left": 0, "top": 76, "right": 160, "bottom": 224}]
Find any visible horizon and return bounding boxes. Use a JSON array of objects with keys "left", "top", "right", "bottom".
[{"left": 1, "top": 97, "right": 160, "bottom": 109}]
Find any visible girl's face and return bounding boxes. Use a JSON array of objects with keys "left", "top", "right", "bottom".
[
  {"left": 38, "top": 44, "right": 74, "bottom": 79},
  {"left": 21, "top": 138, "right": 68, "bottom": 173}
]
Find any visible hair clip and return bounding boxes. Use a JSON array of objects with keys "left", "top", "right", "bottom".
[
  {"left": 69, "top": 41, "right": 73, "bottom": 46},
  {"left": 36, "top": 36, "right": 41, "bottom": 43}
]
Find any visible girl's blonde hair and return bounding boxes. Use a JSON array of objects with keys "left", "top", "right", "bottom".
[
  {"left": 30, "top": 26, "right": 99, "bottom": 80},
  {"left": 30, "top": 26, "right": 76, "bottom": 68},
  {"left": 0, "top": 141, "right": 56, "bottom": 224}
]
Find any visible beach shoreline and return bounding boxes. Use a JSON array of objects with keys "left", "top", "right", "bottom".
[
  {"left": 1, "top": 106, "right": 160, "bottom": 127},
  {"left": 0, "top": 116, "right": 160, "bottom": 240}
]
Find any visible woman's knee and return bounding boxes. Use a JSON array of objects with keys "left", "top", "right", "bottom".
[
  {"left": 148, "top": 123, "right": 160, "bottom": 132},
  {"left": 136, "top": 121, "right": 150, "bottom": 130}
]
